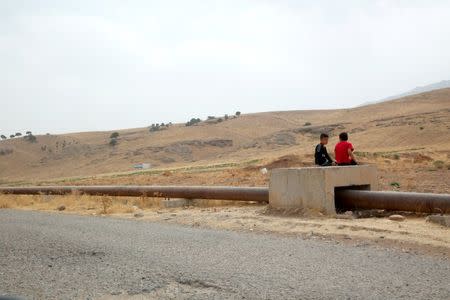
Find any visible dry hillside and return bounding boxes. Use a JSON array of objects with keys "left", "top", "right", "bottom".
[{"left": 0, "top": 88, "right": 449, "bottom": 183}]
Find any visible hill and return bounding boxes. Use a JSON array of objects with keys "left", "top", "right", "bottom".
[
  {"left": 363, "top": 80, "right": 450, "bottom": 105},
  {"left": 0, "top": 88, "right": 449, "bottom": 183}
]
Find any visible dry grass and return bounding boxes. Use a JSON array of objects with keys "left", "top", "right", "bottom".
[
  {"left": 0, "top": 193, "right": 131, "bottom": 215},
  {"left": 0, "top": 193, "right": 255, "bottom": 216}
]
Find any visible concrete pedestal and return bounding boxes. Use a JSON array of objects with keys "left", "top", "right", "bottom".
[{"left": 269, "top": 165, "right": 377, "bottom": 215}]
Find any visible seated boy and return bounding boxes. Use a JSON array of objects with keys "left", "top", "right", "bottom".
[
  {"left": 334, "top": 132, "right": 357, "bottom": 166},
  {"left": 315, "top": 133, "right": 334, "bottom": 166}
]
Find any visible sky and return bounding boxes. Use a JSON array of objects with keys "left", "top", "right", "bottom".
[{"left": 1, "top": 0, "right": 450, "bottom": 135}]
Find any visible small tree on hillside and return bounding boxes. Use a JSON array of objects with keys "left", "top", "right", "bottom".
[
  {"left": 110, "top": 132, "right": 119, "bottom": 139},
  {"left": 26, "top": 131, "right": 32, "bottom": 135},
  {"left": 149, "top": 124, "right": 160, "bottom": 132},
  {"left": 10, "top": 135, "right": 15, "bottom": 139},
  {"left": 0, "top": 135, "right": 6, "bottom": 140},
  {"left": 15, "top": 132, "right": 22, "bottom": 137},
  {"left": 186, "top": 118, "right": 201, "bottom": 126},
  {"left": 109, "top": 138, "right": 118, "bottom": 147},
  {"left": 235, "top": 111, "right": 241, "bottom": 116},
  {"left": 24, "top": 134, "right": 37, "bottom": 143}
]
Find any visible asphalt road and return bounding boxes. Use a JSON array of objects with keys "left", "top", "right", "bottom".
[{"left": 0, "top": 210, "right": 449, "bottom": 300}]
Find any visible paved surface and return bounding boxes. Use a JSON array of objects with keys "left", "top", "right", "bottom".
[{"left": 0, "top": 210, "right": 449, "bottom": 300}]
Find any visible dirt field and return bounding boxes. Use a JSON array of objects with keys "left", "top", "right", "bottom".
[{"left": 0, "top": 88, "right": 449, "bottom": 183}]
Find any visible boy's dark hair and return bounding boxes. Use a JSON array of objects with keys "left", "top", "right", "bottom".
[
  {"left": 339, "top": 132, "right": 348, "bottom": 141},
  {"left": 320, "top": 133, "right": 329, "bottom": 139}
]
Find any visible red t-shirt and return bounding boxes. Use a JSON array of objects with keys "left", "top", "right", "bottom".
[{"left": 335, "top": 141, "right": 354, "bottom": 164}]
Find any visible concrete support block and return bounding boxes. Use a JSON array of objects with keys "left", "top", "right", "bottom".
[{"left": 269, "top": 165, "right": 378, "bottom": 215}]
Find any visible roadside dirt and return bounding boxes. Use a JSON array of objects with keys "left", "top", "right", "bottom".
[
  {"left": 113, "top": 205, "right": 450, "bottom": 258},
  {"left": 2, "top": 192, "right": 448, "bottom": 258}
]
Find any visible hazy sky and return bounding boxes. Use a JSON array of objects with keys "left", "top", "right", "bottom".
[{"left": 1, "top": 0, "right": 450, "bottom": 134}]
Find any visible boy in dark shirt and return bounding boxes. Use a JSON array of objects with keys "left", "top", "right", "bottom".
[{"left": 315, "top": 133, "right": 334, "bottom": 166}]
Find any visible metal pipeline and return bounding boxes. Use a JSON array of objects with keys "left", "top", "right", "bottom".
[
  {"left": 335, "top": 189, "right": 450, "bottom": 214},
  {"left": 1, "top": 186, "right": 449, "bottom": 213},
  {"left": 0, "top": 186, "right": 270, "bottom": 202}
]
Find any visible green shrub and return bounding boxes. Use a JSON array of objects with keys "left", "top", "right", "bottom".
[
  {"left": 304, "top": 122, "right": 312, "bottom": 126},
  {"left": 110, "top": 132, "right": 119, "bottom": 139},
  {"left": 390, "top": 182, "right": 400, "bottom": 188},
  {"left": 186, "top": 118, "right": 202, "bottom": 126},
  {"left": 24, "top": 134, "right": 37, "bottom": 143}
]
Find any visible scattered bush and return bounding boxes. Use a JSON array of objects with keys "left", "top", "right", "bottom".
[
  {"left": 100, "top": 196, "right": 113, "bottom": 214},
  {"left": 224, "top": 114, "right": 229, "bottom": 120},
  {"left": 433, "top": 160, "right": 445, "bottom": 169},
  {"left": 390, "top": 182, "right": 401, "bottom": 188},
  {"left": 15, "top": 132, "right": 22, "bottom": 137},
  {"left": 0, "top": 149, "right": 13, "bottom": 156},
  {"left": 393, "top": 154, "right": 400, "bottom": 160},
  {"left": 419, "top": 127, "right": 424, "bottom": 130},
  {"left": 149, "top": 123, "right": 169, "bottom": 132},
  {"left": 9, "top": 135, "right": 15, "bottom": 139},
  {"left": 26, "top": 131, "right": 32, "bottom": 135},
  {"left": 110, "top": 132, "right": 119, "bottom": 139},
  {"left": 186, "top": 118, "right": 202, "bottom": 126},
  {"left": 0, "top": 135, "right": 6, "bottom": 140},
  {"left": 304, "top": 122, "right": 312, "bottom": 126},
  {"left": 235, "top": 111, "right": 241, "bottom": 116},
  {"left": 24, "top": 134, "right": 37, "bottom": 143},
  {"left": 109, "top": 138, "right": 118, "bottom": 147},
  {"left": 217, "top": 118, "right": 223, "bottom": 123},
  {"left": 207, "top": 116, "right": 216, "bottom": 120}
]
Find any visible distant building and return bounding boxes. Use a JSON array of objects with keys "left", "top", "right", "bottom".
[{"left": 133, "top": 163, "right": 151, "bottom": 170}]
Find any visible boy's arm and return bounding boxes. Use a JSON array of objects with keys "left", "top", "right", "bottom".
[
  {"left": 314, "top": 145, "right": 321, "bottom": 164},
  {"left": 324, "top": 147, "right": 334, "bottom": 162},
  {"left": 348, "top": 146, "right": 356, "bottom": 161}
]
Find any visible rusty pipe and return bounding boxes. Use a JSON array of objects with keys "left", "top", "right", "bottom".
[
  {"left": 0, "top": 186, "right": 269, "bottom": 202},
  {"left": 335, "top": 189, "right": 450, "bottom": 214},
  {"left": 1, "top": 186, "right": 449, "bottom": 213}
]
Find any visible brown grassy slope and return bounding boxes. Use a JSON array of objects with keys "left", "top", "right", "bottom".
[{"left": 0, "top": 88, "right": 449, "bottom": 182}]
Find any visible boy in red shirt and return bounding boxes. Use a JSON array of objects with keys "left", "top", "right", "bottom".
[{"left": 335, "top": 132, "right": 357, "bottom": 166}]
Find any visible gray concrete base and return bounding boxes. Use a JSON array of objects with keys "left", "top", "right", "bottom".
[
  {"left": 161, "top": 199, "right": 193, "bottom": 208},
  {"left": 269, "top": 165, "right": 378, "bottom": 215}
]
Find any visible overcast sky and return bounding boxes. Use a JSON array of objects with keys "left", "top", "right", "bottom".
[{"left": 1, "top": 0, "right": 450, "bottom": 135}]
